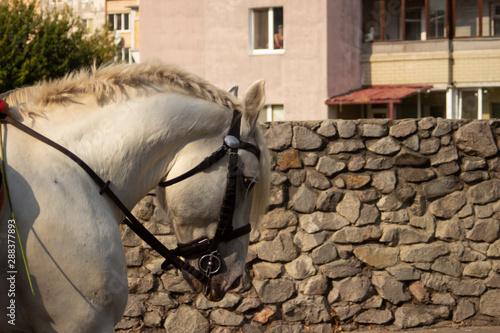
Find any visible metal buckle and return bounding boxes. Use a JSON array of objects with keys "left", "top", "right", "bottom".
[
  {"left": 198, "top": 251, "right": 222, "bottom": 277},
  {"left": 224, "top": 135, "right": 240, "bottom": 149}
]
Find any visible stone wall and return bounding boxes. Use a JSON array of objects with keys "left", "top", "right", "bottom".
[{"left": 115, "top": 118, "right": 500, "bottom": 333}]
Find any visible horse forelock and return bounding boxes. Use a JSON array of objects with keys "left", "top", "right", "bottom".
[{"left": 3, "top": 61, "right": 242, "bottom": 117}]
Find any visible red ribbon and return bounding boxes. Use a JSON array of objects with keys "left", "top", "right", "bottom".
[{"left": 0, "top": 98, "right": 10, "bottom": 117}]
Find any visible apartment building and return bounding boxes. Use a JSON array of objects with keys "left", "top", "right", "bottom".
[
  {"left": 42, "top": 0, "right": 140, "bottom": 63},
  {"left": 327, "top": 0, "right": 500, "bottom": 120},
  {"left": 140, "top": 0, "right": 500, "bottom": 121},
  {"left": 140, "top": 0, "right": 360, "bottom": 121}
]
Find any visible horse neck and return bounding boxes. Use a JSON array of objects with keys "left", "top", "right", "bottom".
[{"left": 32, "top": 94, "right": 230, "bottom": 209}]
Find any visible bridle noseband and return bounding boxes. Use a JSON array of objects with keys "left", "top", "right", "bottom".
[{"left": 0, "top": 106, "right": 260, "bottom": 289}]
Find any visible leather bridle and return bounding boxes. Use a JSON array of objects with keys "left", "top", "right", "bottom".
[
  {"left": 158, "top": 110, "right": 260, "bottom": 282},
  {"left": 0, "top": 106, "right": 260, "bottom": 288}
]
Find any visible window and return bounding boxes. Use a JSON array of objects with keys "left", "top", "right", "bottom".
[
  {"left": 250, "top": 7, "right": 284, "bottom": 54},
  {"left": 363, "top": 0, "right": 382, "bottom": 41},
  {"left": 258, "top": 105, "right": 284, "bottom": 123},
  {"left": 82, "top": 19, "right": 93, "bottom": 34},
  {"left": 491, "top": 103, "right": 500, "bottom": 118},
  {"left": 461, "top": 90, "right": 478, "bottom": 119},
  {"left": 454, "top": 0, "right": 480, "bottom": 37},
  {"left": 108, "top": 13, "right": 130, "bottom": 32},
  {"left": 385, "top": 0, "right": 403, "bottom": 40},
  {"left": 117, "top": 47, "right": 133, "bottom": 64},
  {"left": 405, "top": 0, "right": 425, "bottom": 40},
  {"left": 362, "top": 0, "right": 500, "bottom": 41},
  {"left": 492, "top": 3, "right": 500, "bottom": 35},
  {"left": 429, "top": 0, "right": 446, "bottom": 38}
]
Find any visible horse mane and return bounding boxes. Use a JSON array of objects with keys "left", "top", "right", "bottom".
[{"left": 3, "top": 61, "right": 241, "bottom": 116}]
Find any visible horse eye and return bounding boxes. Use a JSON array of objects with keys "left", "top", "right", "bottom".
[{"left": 242, "top": 176, "right": 258, "bottom": 191}]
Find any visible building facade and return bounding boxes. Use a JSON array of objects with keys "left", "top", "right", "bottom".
[
  {"left": 140, "top": 0, "right": 361, "bottom": 121},
  {"left": 327, "top": 0, "right": 500, "bottom": 120},
  {"left": 140, "top": 0, "right": 500, "bottom": 121}
]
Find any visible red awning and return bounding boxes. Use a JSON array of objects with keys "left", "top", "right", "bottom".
[{"left": 325, "top": 85, "right": 433, "bottom": 105}]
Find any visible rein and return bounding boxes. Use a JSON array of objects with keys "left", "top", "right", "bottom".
[{"left": 0, "top": 100, "right": 259, "bottom": 289}]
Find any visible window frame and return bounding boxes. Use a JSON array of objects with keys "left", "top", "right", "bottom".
[
  {"left": 108, "top": 13, "right": 131, "bottom": 32},
  {"left": 452, "top": 0, "right": 483, "bottom": 38},
  {"left": 258, "top": 104, "right": 285, "bottom": 123},
  {"left": 249, "top": 7, "right": 285, "bottom": 55},
  {"left": 363, "top": 0, "right": 498, "bottom": 42},
  {"left": 81, "top": 18, "right": 94, "bottom": 35},
  {"left": 490, "top": 2, "right": 500, "bottom": 36}
]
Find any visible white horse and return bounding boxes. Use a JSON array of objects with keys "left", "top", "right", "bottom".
[{"left": 0, "top": 62, "right": 269, "bottom": 332}]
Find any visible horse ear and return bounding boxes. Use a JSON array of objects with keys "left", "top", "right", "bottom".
[
  {"left": 243, "top": 80, "right": 266, "bottom": 128},
  {"left": 228, "top": 86, "right": 239, "bottom": 98}
]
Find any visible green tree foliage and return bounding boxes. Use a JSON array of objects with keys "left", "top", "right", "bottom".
[{"left": 0, "top": 0, "right": 118, "bottom": 92}]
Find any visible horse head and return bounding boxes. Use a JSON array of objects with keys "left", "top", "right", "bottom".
[{"left": 157, "top": 80, "right": 270, "bottom": 301}]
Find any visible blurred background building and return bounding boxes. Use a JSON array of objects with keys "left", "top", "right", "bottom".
[{"left": 41, "top": 0, "right": 500, "bottom": 121}]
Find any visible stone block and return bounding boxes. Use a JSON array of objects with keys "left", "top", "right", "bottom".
[
  {"left": 454, "top": 121, "right": 498, "bottom": 157},
  {"left": 290, "top": 185, "right": 317, "bottom": 213},
  {"left": 431, "top": 257, "right": 462, "bottom": 277},
  {"left": 278, "top": 151, "right": 302, "bottom": 171},
  {"left": 164, "top": 305, "right": 209, "bottom": 333},
  {"left": 367, "top": 137, "right": 402, "bottom": 155},
  {"left": 311, "top": 243, "right": 338, "bottom": 265},
  {"left": 463, "top": 261, "right": 491, "bottom": 278},
  {"left": 320, "top": 258, "right": 362, "bottom": 279},
  {"left": 337, "top": 120, "right": 357, "bottom": 138},
  {"left": 390, "top": 119, "right": 417, "bottom": 138},
  {"left": 210, "top": 309, "right": 245, "bottom": 327},
  {"left": 422, "top": 176, "right": 462, "bottom": 199},
  {"left": 333, "top": 275, "right": 371, "bottom": 302},
  {"left": 328, "top": 139, "right": 365, "bottom": 154},
  {"left": 400, "top": 243, "right": 449, "bottom": 263},
  {"left": 372, "top": 170, "right": 397, "bottom": 193},
  {"left": 466, "top": 219, "right": 500, "bottom": 243},
  {"left": 336, "top": 192, "right": 361, "bottom": 222},
  {"left": 265, "top": 123, "right": 292, "bottom": 151},
  {"left": 251, "top": 232, "right": 299, "bottom": 262},
  {"left": 387, "top": 264, "right": 420, "bottom": 281},
  {"left": 317, "top": 120, "right": 337, "bottom": 138},
  {"left": 394, "top": 304, "right": 449, "bottom": 328},
  {"left": 299, "top": 212, "right": 350, "bottom": 233},
  {"left": 284, "top": 255, "right": 317, "bottom": 280},
  {"left": 294, "top": 231, "right": 327, "bottom": 252},
  {"left": 331, "top": 225, "right": 382, "bottom": 244},
  {"left": 353, "top": 244, "right": 398, "bottom": 269},
  {"left": 293, "top": 126, "right": 323, "bottom": 150},
  {"left": 316, "top": 156, "right": 346, "bottom": 176},
  {"left": 429, "top": 192, "right": 466, "bottom": 219},
  {"left": 252, "top": 278, "right": 295, "bottom": 303},
  {"left": 282, "top": 295, "right": 331, "bottom": 324},
  {"left": 372, "top": 272, "right": 411, "bottom": 305},
  {"left": 262, "top": 208, "right": 298, "bottom": 229},
  {"left": 430, "top": 145, "right": 458, "bottom": 166},
  {"left": 362, "top": 123, "right": 388, "bottom": 137},
  {"left": 354, "top": 309, "right": 393, "bottom": 324},
  {"left": 479, "top": 289, "right": 500, "bottom": 317}
]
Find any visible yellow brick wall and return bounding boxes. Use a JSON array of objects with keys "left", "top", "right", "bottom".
[
  {"left": 453, "top": 50, "right": 500, "bottom": 84},
  {"left": 363, "top": 49, "right": 500, "bottom": 87},
  {"left": 362, "top": 52, "right": 451, "bottom": 86}
]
